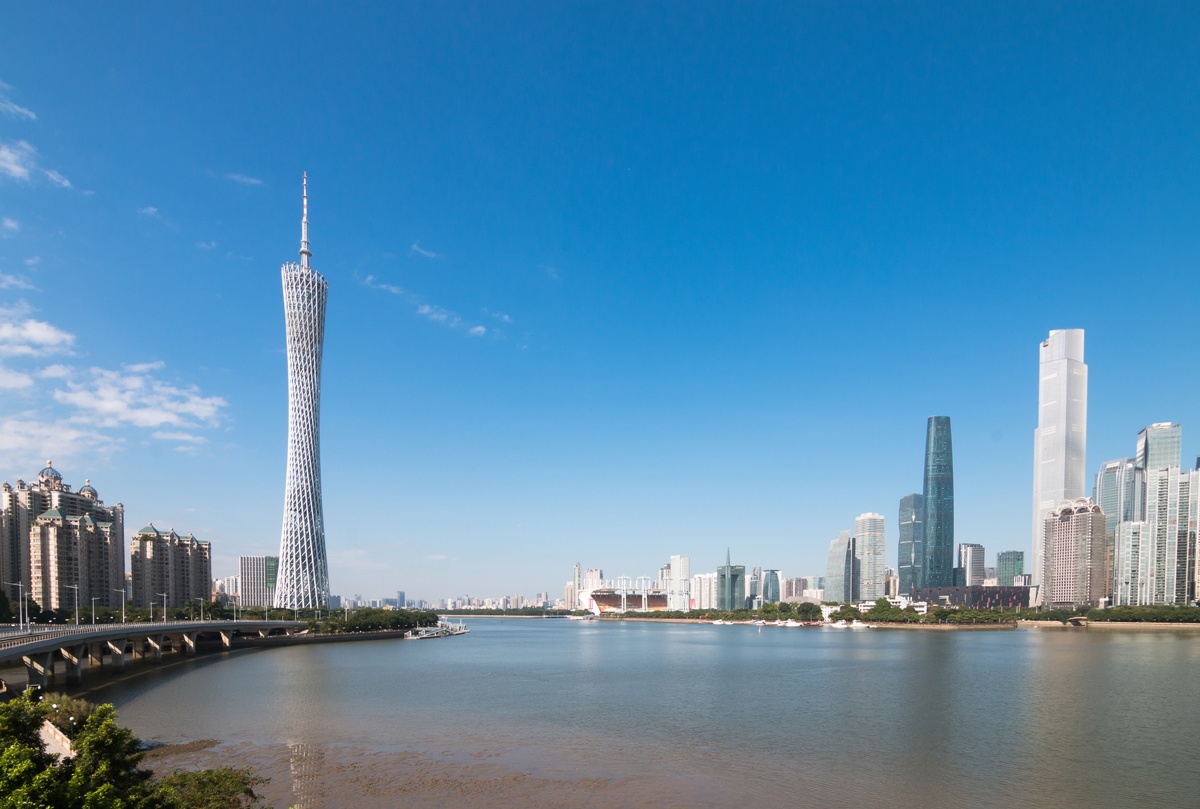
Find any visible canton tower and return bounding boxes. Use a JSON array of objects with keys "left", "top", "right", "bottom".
[{"left": 275, "top": 173, "right": 330, "bottom": 609}]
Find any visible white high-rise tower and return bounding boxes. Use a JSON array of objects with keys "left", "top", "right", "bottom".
[
  {"left": 275, "top": 174, "right": 330, "bottom": 609},
  {"left": 1031, "top": 329, "right": 1088, "bottom": 601}
]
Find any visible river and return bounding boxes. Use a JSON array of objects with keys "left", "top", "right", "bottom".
[{"left": 83, "top": 619, "right": 1200, "bottom": 808}]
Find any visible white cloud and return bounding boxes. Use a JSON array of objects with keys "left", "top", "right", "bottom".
[
  {"left": 2, "top": 217, "right": 17, "bottom": 233},
  {"left": 138, "top": 206, "right": 159, "bottom": 217},
  {"left": 362, "top": 275, "right": 495, "bottom": 338},
  {"left": 0, "top": 366, "right": 33, "bottom": 389},
  {"left": 225, "top": 173, "right": 262, "bottom": 186},
  {"left": 195, "top": 240, "right": 217, "bottom": 249},
  {"left": 411, "top": 242, "right": 439, "bottom": 259},
  {"left": 540, "top": 264, "right": 560, "bottom": 281},
  {"left": 38, "top": 364, "right": 71, "bottom": 379},
  {"left": 0, "top": 413, "right": 123, "bottom": 468},
  {"left": 0, "top": 274, "right": 35, "bottom": 290},
  {"left": 54, "top": 364, "right": 226, "bottom": 429},
  {"left": 152, "top": 430, "right": 207, "bottom": 444},
  {"left": 0, "top": 316, "right": 75, "bottom": 357},
  {"left": 468, "top": 325, "right": 486, "bottom": 337},
  {"left": 0, "top": 140, "right": 36, "bottom": 181},
  {"left": 24, "top": 256, "right": 39, "bottom": 267},
  {"left": 0, "top": 82, "right": 36, "bottom": 121},
  {"left": 44, "top": 170, "right": 71, "bottom": 189}
]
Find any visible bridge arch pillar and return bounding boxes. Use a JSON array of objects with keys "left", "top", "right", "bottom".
[
  {"left": 23, "top": 652, "right": 54, "bottom": 688},
  {"left": 107, "top": 640, "right": 127, "bottom": 672},
  {"left": 62, "top": 644, "right": 85, "bottom": 685}
]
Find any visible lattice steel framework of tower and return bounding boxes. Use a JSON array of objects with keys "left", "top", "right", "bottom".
[{"left": 275, "top": 173, "right": 330, "bottom": 609}]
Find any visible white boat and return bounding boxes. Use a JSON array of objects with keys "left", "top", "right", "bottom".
[{"left": 712, "top": 619, "right": 727, "bottom": 625}]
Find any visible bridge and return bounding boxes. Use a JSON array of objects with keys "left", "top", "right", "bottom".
[{"left": 0, "top": 620, "right": 307, "bottom": 695}]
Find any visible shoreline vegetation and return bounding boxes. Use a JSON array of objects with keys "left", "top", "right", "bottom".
[{"left": 439, "top": 601, "right": 1200, "bottom": 629}]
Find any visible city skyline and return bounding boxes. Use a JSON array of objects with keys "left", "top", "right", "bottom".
[{"left": 3, "top": 6, "right": 1200, "bottom": 600}]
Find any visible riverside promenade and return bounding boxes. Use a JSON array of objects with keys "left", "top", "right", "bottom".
[{"left": 0, "top": 619, "right": 306, "bottom": 695}]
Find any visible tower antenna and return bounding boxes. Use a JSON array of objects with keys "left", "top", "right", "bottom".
[{"left": 300, "top": 172, "right": 312, "bottom": 268}]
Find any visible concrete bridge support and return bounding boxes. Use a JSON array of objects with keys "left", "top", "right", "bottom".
[
  {"left": 219, "top": 631, "right": 232, "bottom": 649},
  {"left": 145, "top": 635, "right": 164, "bottom": 663},
  {"left": 88, "top": 642, "right": 105, "bottom": 668},
  {"left": 107, "top": 640, "right": 127, "bottom": 672},
  {"left": 182, "top": 632, "right": 196, "bottom": 657},
  {"left": 23, "top": 652, "right": 54, "bottom": 688},
  {"left": 62, "top": 644, "right": 85, "bottom": 685}
]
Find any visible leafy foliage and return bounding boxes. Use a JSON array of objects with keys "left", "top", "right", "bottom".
[{"left": 0, "top": 691, "right": 271, "bottom": 809}]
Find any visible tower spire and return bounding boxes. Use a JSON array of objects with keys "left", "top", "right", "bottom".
[{"left": 299, "top": 172, "right": 312, "bottom": 268}]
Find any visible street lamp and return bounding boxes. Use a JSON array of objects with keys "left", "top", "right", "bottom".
[
  {"left": 4, "top": 581, "right": 24, "bottom": 633},
  {"left": 90, "top": 596, "right": 100, "bottom": 625},
  {"left": 64, "top": 584, "right": 79, "bottom": 626},
  {"left": 113, "top": 590, "right": 126, "bottom": 624},
  {"left": 194, "top": 597, "right": 205, "bottom": 622},
  {"left": 157, "top": 593, "right": 168, "bottom": 623}
]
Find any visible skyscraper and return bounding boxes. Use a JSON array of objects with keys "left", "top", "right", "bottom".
[
  {"left": 922, "top": 417, "right": 954, "bottom": 587},
  {"left": 897, "top": 493, "right": 924, "bottom": 593},
  {"left": 667, "top": 554, "right": 691, "bottom": 611},
  {"left": 761, "top": 569, "right": 781, "bottom": 603},
  {"left": 1136, "top": 423, "right": 1182, "bottom": 471},
  {"left": 957, "top": 543, "right": 985, "bottom": 587},
  {"left": 240, "top": 555, "right": 279, "bottom": 608},
  {"left": 996, "top": 551, "right": 1024, "bottom": 587},
  {"left": 276, "top": 174, "right": 330, "bottom": 610},
  {"left": 1031, "top": 329, "right": 1088, "bottom": 599},
  {"left": 129, "top": 525, "right": 211, "bottom": 609},
  {"left": 825, "top": 531, "right": 856, "bottom": 603},
  {"left": 717, "top": 550, "right": 746, "bottom": 611},
  {"left": 1093, "top": 458, "right": 1144, "bottom": 602},
  {"left": 855, "top": 512, "right": 886, "bottom": 601}
]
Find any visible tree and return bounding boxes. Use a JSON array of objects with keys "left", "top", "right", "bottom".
[{"left": 157, "top": 767, "right": 268, "bottom": 809}]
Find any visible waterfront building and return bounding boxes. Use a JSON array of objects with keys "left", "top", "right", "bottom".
[
  {"left": 747, "top": 566, "right": 762, "bottom": 609},
  {"left": 923, "top": 417, "right": 955, "bottom": 587},
  {"left": 1031, "top": 329, "right": 1088, "bottom": 600},
  {"left": 276, "top": 174, "right": 330, "bottom": 610},
  {"left": 716, "top": 550, "right": 746, "bottom": 611},
  {"left": 1042, "top": 498, "right": 1105, "bottom": 608},
  {"left": 1120, "top": 467, "right": 1197, "bottom": 605},
  {"left": 240, "top": 555, "right": 279, "bottom": 608},
  {"left": 583, "top": 567, "right": 604, "bottom": 591},
  {"left": 884, "top": 567, "right": 899, "bottom": 598},
  {"left": 667, "top": 554, "right": 691, "bottom": 611},
  {"left": 131, "top": 525, "right": 211, "bottom": 609},
  {"left": 223, "top": 575, "right": 239, "bottom": 599},
  {"left": 1093, "top": 458, "right": 1144, "bottom": 601},
  {"left": 1136, "top": 423, "right": 1182, "bottom": 472},
  {"left": 825, "top": 531, "right": 856, "bottom": 603},
  {"left": 29, "top": 504, "right": 125, "bottom": 614},
  {"left": 691, "top": 572, "right": 718, "bottom": 609},
  {"left": 897, "top": 493, "right": 924, "bottom": 593},
  {"left": 996, "top": 551, "right": 1025, "bottom": 587},
  {"left": 855, "top": 512, "right": 886, "bottom": 601},
  {"left": 1, "top": 464, "right": 125, "bottom": 604},
  {"left": 958, "top": 543, "right": 985, "bottom": 587},
  {"left": 910, "top": 585, "right": 1030, "bottom": 610},
  {"left": 761, "top": 569, "right": 781, "bottom": 604}
]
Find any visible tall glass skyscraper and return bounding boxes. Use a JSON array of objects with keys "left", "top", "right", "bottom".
[
  {"left": 825, "top": 531, "right": 856, "bottom": 603},
  {"left": 1136, "top": 423, "right": 1181, "bottom": 471},
  {"left": 716, "top": 550, "right": 746, "bottom": 611},
  {"left": 1031, "top": 329, "right": 1088, "bottom": 599},
  {"left": 897, "top": 493, "right": 924, "bottom": 593},
  {"left": 855, "top": 512, "right": 886, "bottom": 601},
  {"left": 275, "top": 175, "right": 330, "bottom": 610},
  {"left": 996, "top": 551, "right": 1024, "bottom": 588},
  {"left": 922, "top": 416, "right": 954, "bottom": 587}
]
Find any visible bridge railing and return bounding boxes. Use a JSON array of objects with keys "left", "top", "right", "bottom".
[{"left": 0, "top": 620, "right": 305, "bottom": 653}]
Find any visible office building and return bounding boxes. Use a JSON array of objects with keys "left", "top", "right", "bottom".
[
  {"left": 825, "top": 531, "right": 856, "bottom": 603},
  {"left": 761, "top": 569, "right": 781, "bottom": 604},
  {"left": 996, "top": 551, "right": 1025, "bottom": 587},
  {"left": 923, "top": 417, "right": 955, "bottom": 587},
  {"left": 667, "top": 554, "right": 691, "bottom": 611},
  {"left": 1031, "top": 329, "right": 1088, "bottom": 600},
  {"left": 1124, "top": 467, "right": 1197, "bottom": 605},
  {"left": 1136, "top": 423, "right": 1181, "bottom": 472},
  {"left": 131, "top": 525, "right": 211, "bottom": 609},
  {"left": 692, "top": 572, "right": 718, "bottom": 610},
  {"left": 897, "top": 493, "right": 924, "bottom": 593},
  {"left": 1042, "top": 498, "right": 1105, "bottom": 608},
  {"left": 958, "top": 543, "right": 985, "bottom": 587},
  {"left": 276, "top": 174, "right": 331, "bottom": 610},
  {"left": 855, "top": 512, "right": 886, "bottom": 601},
  {"left": 240, "top": 555, "right": 279, "bottom": 608},
  {"left": 717, "top": 550, "right": 746, "bottom": 611},
  {"left": 1093, "top": 458, "right": 1144, "bottom": 601}
]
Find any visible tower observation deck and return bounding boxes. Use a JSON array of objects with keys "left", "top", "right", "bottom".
[{"left": 275, "top": 173, "right": 330, "bottom": 609}]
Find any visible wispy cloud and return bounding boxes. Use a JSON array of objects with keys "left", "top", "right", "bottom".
[
  {"left": 483, "top": 308, "right": 513, "bottom": 324},
  {"left": 2, "top": 217, "right": 17, "bottom": 234},
  {"left": 362, "top": 275, "right": 491, "bottom": 337},
  {"left": 225, "top": 173, "right": 262, "bottom": 186},
  {"left": 540, "top": 264, "right": 560, "bottom": 281},
  {"left": 411, "top": 242, "right": 440, "bottom": 259},
  {"left": 0, "top": 274, "right": 36, "bottom": 290},
  {"left": 0, "top": 304, "right": 227, "bottom": 469},
  {"left": 138, "top": 206, "right": 160, "bottom": 218},
  {"left": 0, "top": 82, "right": 36, "bottom": 121},
  {"left": 24, "top": 256, "right": 39, "bottom": 267},
  {"left": 0, "top": 140, "right": 36, "bottom": 181},
  {"left": 195, "top": 240, "right": 217, "bottom": 250},
  {"left": 0, "top": 140, "right": 71, "bottom": 188}
]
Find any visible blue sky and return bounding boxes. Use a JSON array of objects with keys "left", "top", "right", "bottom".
[{"left": 2, "top": 3, "right": 1198, "bottom": 602}]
